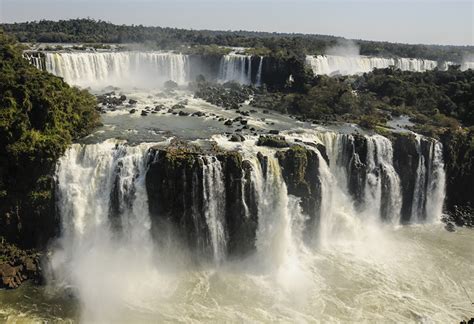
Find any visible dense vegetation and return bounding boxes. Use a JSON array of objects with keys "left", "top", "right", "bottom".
[
  {"left": 0, "top": 30, "right": 99, "bottom": 247},
  {"left": 3, "top": 19, "right": 472, "bottom": 62},
  {"left": 246, "top": 65, "right": 474, "bottom": 136}
]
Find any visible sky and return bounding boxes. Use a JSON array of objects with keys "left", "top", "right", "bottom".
[{"left": 1, "top": 0, "right": 473, "bottom": 46}]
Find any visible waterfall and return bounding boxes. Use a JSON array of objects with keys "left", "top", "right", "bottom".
[
  {"left": 201, "top": 156, "right": 227, "bottom": 264},
  {"left": 306, "top": 55, "right": 447, "bottom": 76},
  {"left": 51, "top": 132, "right": 447, "bottom": 274},
  {"left": 219, "top": 54, "right": 253, "bottom": 85},
  {"left": 249, "top": 155, "right": 302, "bottom": 268},
  {"left": 42, "top": 51, "right": 190, "bottom": 88},
  {"left": 55, "top": 140, "right": 153, "bottom": 244},
  {"left": 363, "top": 135, "right": 402, "bottom": 223},
  {"left": 410, "top": 136, "right": 428, "bottom": 222},
  {"left": 256, "top": 56, "right": 263, "bottom": 86},
  {"left": 23, "top": 52, "right": 44, "bottom": 70}
]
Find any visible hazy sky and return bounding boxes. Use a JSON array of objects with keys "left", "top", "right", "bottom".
[{"left": 1, "top": 0, "right": 473, "bottom": 46}]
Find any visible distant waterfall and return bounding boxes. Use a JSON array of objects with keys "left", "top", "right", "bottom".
[
  {"left": 42, "top": 51, "right": 190, "bottom": 88},
  {"left": 219, "top": 54, "right": 253, "bottom": 85},
  {"left": 306, "top": 55, "right": 448, "bottom": 76}
]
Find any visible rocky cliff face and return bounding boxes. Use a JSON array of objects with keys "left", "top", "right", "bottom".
[
  {"left": 440, "top": 130, "right": 474, "bottom": 226},
  {"left": 2, "top": 129, "right": 472, "bottom": 260}
]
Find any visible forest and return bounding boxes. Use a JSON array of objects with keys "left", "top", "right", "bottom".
[
  {"left": 0, "top": 30, "right": 99, "bottom": 245},
  {"left": 2, "top": 19, "right": 473, "bottom": 62}
]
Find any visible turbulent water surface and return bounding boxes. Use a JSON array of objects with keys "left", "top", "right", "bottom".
[{"left": 0, "top": 226, "right": 472, "bottom": 323}]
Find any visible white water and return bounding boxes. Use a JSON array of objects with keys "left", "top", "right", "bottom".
[
  {"left": 3, "top": 130, "right": 467, "bottom": 322},
  {"left": 305, "top": 54, "right": 459, "bottom": 76},
  {"left": 218, "top": 53, "right": 253, "bottom": 85},
  {"left": 43, "top": 51, "right": 190, "bottom": 88},
  {"left": 364, "top": 135, "right": 402, "bottom": 223},
  {"left": 201, "top": 156, "right": 227, "bottom": 264},
  {"left": 32, "top": 51, "right": 263, "bottom": 88},
  {"left": 51, "top": 140, "right": 172, "bottom": 322}
]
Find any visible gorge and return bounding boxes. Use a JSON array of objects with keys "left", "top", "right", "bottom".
[{"left": 1, "top": 33, "right": 473, "bottom": 322}]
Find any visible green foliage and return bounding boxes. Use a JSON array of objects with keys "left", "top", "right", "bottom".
[
  {"left": 0, "top": 30, "right": 99, "bottom": 239},
  {"left": 180, "top": 45, "right": 232, "bottom": 56},
  {"left": 355, "top": 67, "right": 474, "bottom": 127},
  {"left": 3, "top": 19, "right": 471, "bottom": 61}
]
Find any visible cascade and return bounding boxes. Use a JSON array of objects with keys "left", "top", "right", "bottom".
[
  {"left": 42, "top": 51, "right": 190, "bottom": 88},
  {"left": 201, "top": 156, "right": 227, "bottom": 264},
  {"left": 256, "top": 56, "right": 263, "bottom": 86},
  {"left": 52, "top": 132, "right": 447, "bottom": 264},
  {"left": 305, "top": 55, "right": 450, "bottom": 76},
  {"left": 218, "top": 54, "right": 253, "bottom": 84},
  {"left": 363, "top": 135, "right": 402, "bottom": 223},
  {"left": 250, "top": 155, "right": 296, "bottom": 267},
  {"left": 425, "top": 141, "right": 446, "bottom": 223},
  {"left": 55, "top": 140, "right": 153, "bottom": 243}
]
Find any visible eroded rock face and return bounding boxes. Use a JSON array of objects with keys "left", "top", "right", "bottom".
[
  {"left": 0, "top": 241, "right": 41, "bottom": 289},
  {"left": 145, "top": 142, "right": 257, "bottom": 257},
  {"left": 393, "top": 133, "right": 424, "bottom": 222},
  {"left": 276, "top": 145, "right": 322, "bottom": 235}
]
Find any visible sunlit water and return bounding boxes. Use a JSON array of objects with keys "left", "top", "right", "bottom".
[{"left": 1, "top": 226, "right": 472, "bottom": 323}]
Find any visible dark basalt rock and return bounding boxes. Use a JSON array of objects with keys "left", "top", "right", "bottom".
[
  {"left": 440, "top": 130, "right": 474, "bottom": 219},
  {"left": 257, "top": 135, "right": 289, "bottom": 148},
  {"left": 392, "top": 133, "right": 430, "bottom": 222},
  {"left": 145, "top": 142, "right": 256, "bottom": 257},
  {"left": 229, "top": 134, "right": 245, "bottom": 142},
  {"left": 276, "top": 145, "right": 322, "bottom": 238}
]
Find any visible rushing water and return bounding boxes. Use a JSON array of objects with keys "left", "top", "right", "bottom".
[
  {"left": 305, "top": 55, "right": 463, "bottom": 76},
  {"left": 3, "top": 52, "right": 472, "bottom": 323},
  {"left": 0, "top": 132, "right": 472, "bottom": 323},
  {"left": 28, "top": 51, "right": 263, "bottom": 87}
]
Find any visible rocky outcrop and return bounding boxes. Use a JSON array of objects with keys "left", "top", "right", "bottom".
[
  {"left": 440, "top": 130, "right": 474, "bottom": 226},
  {"left": 392, "top": 133, "right": 422, "bottom": 222},
  {"left": 276, "top": 146, "right": 321, "bottom": 233},
  {"left": 145, "top": 141, "right": 257, "bottom": 257},
  {"left": 0, "top": 241, "right": 41, "bottom": 289}
]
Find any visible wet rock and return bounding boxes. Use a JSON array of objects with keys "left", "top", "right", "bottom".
[
  {"left": 141, "top": 110, "right": 148, "bottom": 116},
  {"left": 129, "top": 109, "right": 136, "bottom": 114},
  {"left": 224, "top": 120, "right": 233, "bottom": 126},
  {"left": 119, "top": 95, "right": 127, "bottom": 101},
  {"left": 178, "top": 111, "right": 190, "bottom": 117},
  {"left": 268, "top": 130, "right": 280, "bottom": 135},
  {"left": 240, "top": 120, "right": 248, "bottom": 125},
  {"left": 191, "top": 111, "right": 205, "bottom": 117},
  {"left": 129, "top": 99, "right": 137, "bottom": 105},
  {"left": 229, "top": 134, "right": 245, "bottom": 142},
  {"left": 172, "top": 103, "right": 186, "bottom": 110},
  {"left": 257, "top": 135, "right": 289, "bottom": 148}
]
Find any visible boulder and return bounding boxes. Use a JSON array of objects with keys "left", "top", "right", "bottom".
[{"left": 257, "top": 135, "right": 289, "bottom": 148}]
